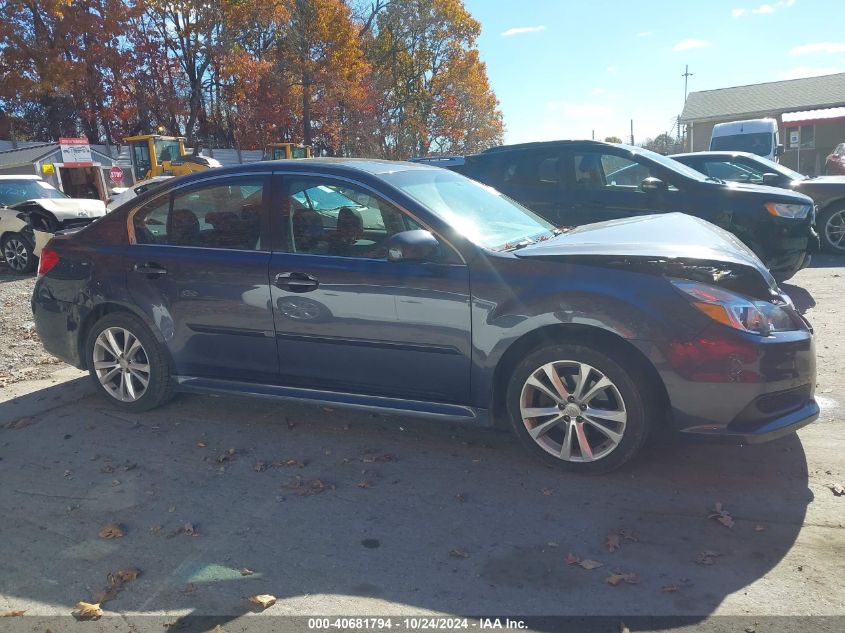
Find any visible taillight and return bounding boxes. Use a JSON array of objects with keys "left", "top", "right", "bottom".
[{"left": 37, "top": 247, "right": 60, "bottom": 276}]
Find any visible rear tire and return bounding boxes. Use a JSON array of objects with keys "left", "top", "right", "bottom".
[
  {"left": 2, "top": 233, "right": 36, "bottom": 274},
  {"left": 506, "top": 343, "right": 651, "bottom": 474},
  {"left": 817, "top": 204, "right": 845, "bottom": 255},
  {"left": 85, "top": 312, "right": 174, "bottom": 412}
]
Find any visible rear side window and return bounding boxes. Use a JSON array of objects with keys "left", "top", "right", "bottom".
[
  {"left": 500, "top": 151, "right": 562, "bottom": 188},
  {"left": 132, "top": 177, "right": 265, "bottom": 250}
]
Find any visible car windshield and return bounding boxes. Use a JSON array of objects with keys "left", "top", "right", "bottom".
[
  {"left": 385, "top": 169, "right": 555, "bottom": 250},
  {"left": 0, "top": 179, "right": 69, "bottom": 206},
  {"left": 742, "top": 154, "right": 805, "bottom": 180},
  {"left": 710, "top": 133, "right": 773, "bottom": 156},
  {"left": 634, "top": 148, "right": 709, "bottom": 181}
]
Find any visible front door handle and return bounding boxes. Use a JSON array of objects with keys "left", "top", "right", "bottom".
[
  {"left": 133, "top": 262, "right": 167, "bottom": 277},
  {"left": 275, "top": 271, "right": 319, "bottom": 292}
]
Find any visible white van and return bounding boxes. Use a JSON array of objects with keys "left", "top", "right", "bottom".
[{"left": 709, "top": 118, "right": 784, "bottom": 162}]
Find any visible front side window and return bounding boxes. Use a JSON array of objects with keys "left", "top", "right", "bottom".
[
  {"left": 702, "top": 160, "right": 764, "bottom": 183},
  {"left": 281, "top": 178, "right": 420, "bottom": 259},
  {"left": 131, "top": 142, "right": 151, "bottom": 180},
  {"left": 572, "top": 152, "right": 678, "bottom": 191},
  {"left": 133, "top": 178, "right": 264, "bottom": 250}
]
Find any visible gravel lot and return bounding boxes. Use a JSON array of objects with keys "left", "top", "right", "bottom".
[
  {"left": 0, "top": 264, "right": 64, "bottom": 387},
  {"left": 0, "top": 255, "right": 843, "bottom": 633}
]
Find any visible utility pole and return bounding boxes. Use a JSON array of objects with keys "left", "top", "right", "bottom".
[
  {"left": 630, "top": 120, "right": 634, "bottom": 146},
  {"left": 682, "top": 64, "right": 693, "bottom": 103}
]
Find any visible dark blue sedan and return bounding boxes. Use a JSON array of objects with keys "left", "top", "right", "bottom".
[{"left": 31, "top": 159, "right": 818, "bottom": 473}]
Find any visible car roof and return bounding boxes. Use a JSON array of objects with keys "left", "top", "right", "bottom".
[
  {"left": 481, "top": 139, "right": 620, "bottom": 154},
  {"left": 0, "top": 175, "right": 42, "bottom": 181},
  {"left": 671, "top": 151, "right": 762, "bottom": 160}
]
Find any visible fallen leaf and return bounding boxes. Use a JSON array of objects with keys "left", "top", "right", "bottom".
[
  {"left": 540, "top": 488, "right": 554, "bottom": 496},
  {"left": 6, "top": 417, "right": 35, "bottom": 429},
  {"left": 356, "top": 481, "right": 371, "bottom": 489},
  {"left": 95, "top": 567, "right": 141, "bottom": 603},
  {"left": 240, "top": 568, "right": 254, "bottom": 576},
  {"left": 211, "top": 626, "right": 226, "bottom": 633},
  {"left": 606, "top": 533, "right": 621, "bottom": 552},
  {"left": 755, "top": 525, "right": 766, "bottom": 532},
  {"left": 362, "top": 453, "right": 397, "bottom": 463},
  {"left": 254, "top": 461, "right": 268, "bottom": 472},
  {"left": 619, "top": 623, "right": 630, "bottom": 633},
  {"left": 618, "top": 528, "right": 639, "bottom": 542},
  {"left": 695, "top": 550, "right": 721, "bottom": 565},
  {"left": 829, "top": 483, "right": 845, "bottom": 496},
  {"left": 708, "top": 502, "right": 734, "bottom": 528},
  {"left": 196, "top": 441, "right": 207, "bottom": 448},
  {"left": 72, "top": 602, "right": 103, "bottom": 620},
  {"left": 546, "top": 541, "right": 559, "bottom": 548},
  {"left": 566, "top": 552, "right": 581, "bottom": 565},
  {"left": 273, "top": 458, "right": 306, "bottom": 468},
  {"left": 661, "top": 585, "right": 679, "bottom": 593},
  {"left": 248, "top": 594, "right": 276, "bottom": 609},
  {"left": 149, "top": 524, "right": 163, "bottom": 535},
  {"left": 449, "top": 549, "right": 469, "bottom": 559},
  {"left": 1, "top": 610, "right": 25, "bottom": 617},
  {"left": 455, "top": 493, "right": 466, "bottom": 503},
  {"left": 287, "top": 478, "right": 334, "bottom": 496},
  {"left": 98, "top": 523, "right": 125, "bottom": 539},
  {"left": 170, "top": 523, "right": 199, "bottom": 537},
  {"left": 605, "top": 571, "right": 640, "bottom": 586},
  {"left": 207, "top": 448, "right": 236, "bottom": 464},
  {"left": 578, "top": 559, "right": 604, "bottom": 570}
]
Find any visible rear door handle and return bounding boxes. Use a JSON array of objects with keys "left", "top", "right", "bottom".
[
  {"left": 275, "top": 271, "right": 319, "bottom": 292},
  {"left": 133, "top": 262, "right": 167, "bottom": 277}
]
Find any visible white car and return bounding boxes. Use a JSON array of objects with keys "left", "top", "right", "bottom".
[
  {"left": 0, "top": 175, "right": 106, "bottom": 273},
  {"left": 107, "top": 176, "right": 172, "bottom": 211}
]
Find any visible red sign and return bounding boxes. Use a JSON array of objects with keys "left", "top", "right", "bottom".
[{"left": 109, "top": 165, "right": 124, "bottom": 183}]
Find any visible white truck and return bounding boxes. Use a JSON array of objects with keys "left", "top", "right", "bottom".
[
  {"left": 0, "top": 175, "right": 105, "bottom": 273},
  {"left": 709, "top": 118, "right": 784, "bottom": 162}
]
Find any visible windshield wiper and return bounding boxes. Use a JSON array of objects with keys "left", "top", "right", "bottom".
[{"left": 705, "top": 176, "right": 726, "bottom": 184}]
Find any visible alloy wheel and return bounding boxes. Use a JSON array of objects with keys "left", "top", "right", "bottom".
[
  {"left": 519, "top": 360, "right": 627, "bottom": 462},
  {"left": 3, "top": 237, "right": 29, "bottom": 272},
  {"left": 824, "top": 209, "right": 845, "bottom": 252},
  {"left": 93, "top": 327, "right": 151, "bottom": 402}
]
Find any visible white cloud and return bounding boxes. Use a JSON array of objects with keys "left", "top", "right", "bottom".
[
  {"left": 778, "top": 66, "right": 838, "bottom": 80},
  {"left": 790, "top": 42, "right": 845, "bottom": 55},
  {"left": 606, "top": 65, "right": 618, "bottom": 74},
  {"left": 501, "top": 25, "right": 545, "bottom": 37},
  {"left": 733, "top": 1, "right": 795, "bottom": 16},
  {"left": 636, "top": 31, "right": 653, "bottom": 37},
  {"left": 672, "top": 38, "right": 711, "bottom": 52}
]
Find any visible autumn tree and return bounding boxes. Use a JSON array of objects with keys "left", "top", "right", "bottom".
[{"left": 365, "top": 0, "right": 502, "bottom": 158}]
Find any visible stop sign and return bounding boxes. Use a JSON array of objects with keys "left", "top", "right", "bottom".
[{"left": 109, "top": 165, "right": 124, "bottom": 183}]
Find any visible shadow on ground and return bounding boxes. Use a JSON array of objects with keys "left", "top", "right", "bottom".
[{"left": 0, "top": 380, "right": 812, "bottom": 632}]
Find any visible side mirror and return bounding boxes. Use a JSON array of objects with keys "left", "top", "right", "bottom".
[
  {"left": 641, "top": 177, "right": 666, "bottom": 192},
  {"left": 776, "top": 144, "right": 785, "bottom": 157},
  {"left": 762, "top": 172, "right": 781, "bottom": 186},
  {"left": 387, "top": 229, "right": 440, "bottom": 263}
]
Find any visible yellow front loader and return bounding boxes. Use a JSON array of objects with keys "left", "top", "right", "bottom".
[
  {"left": 263, "top": 143, "right": 312, "bottom": 160},
  {"left": 124, "top": 135, "right": 221, "bottom": 182}
]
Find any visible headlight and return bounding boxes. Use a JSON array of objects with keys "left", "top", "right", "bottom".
[
  {"left": 671, "top": 279, "right": 799, "bottom": 335},
  {"left": 765, "top": 202, "right": 810, "bottom": 219}
]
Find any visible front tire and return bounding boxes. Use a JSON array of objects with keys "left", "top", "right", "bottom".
[
  {"left": 817, "top": 204, "right": 845, "bottom": 255},
  {"left": 85, "top": 313, "right": 174, "bottom": 412},
  {"left": 506, "top": 344, "right": 651, "bottom": 474},
  {"left": 2, "top": 233, "right": 36, "bottom": 273}
]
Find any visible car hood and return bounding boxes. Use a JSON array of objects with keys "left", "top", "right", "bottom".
[
  {"left": 721, "top": 180, "right": 814, "bottom": 202},
  {"left": 12, "top": 198, "right": 106, "bottom": 219},
  {"left": 793, "top": 175, "right": 845, "bottom": 189},
  {"left": 515, "top": 213, "right": 778, "bottom": 298}
]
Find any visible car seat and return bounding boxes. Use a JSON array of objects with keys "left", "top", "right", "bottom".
[{"left": 170, "top": 208, "right": 201, "bottom": 246}]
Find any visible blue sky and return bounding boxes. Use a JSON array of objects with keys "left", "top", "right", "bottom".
[{"left": 463, "top": 0, "right": 845, "bottom": 144}]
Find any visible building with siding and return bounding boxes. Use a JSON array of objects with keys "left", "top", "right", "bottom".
[{"left": 681, "top": 73, "right": 845, "bottom": 175}]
